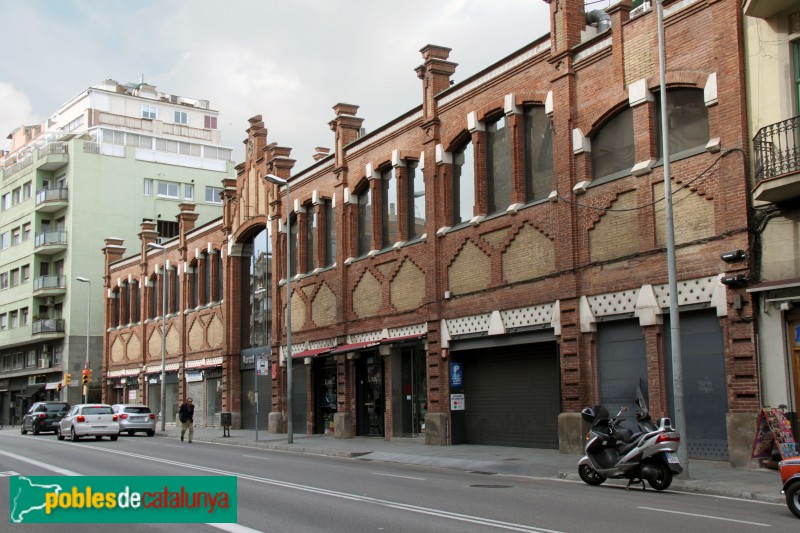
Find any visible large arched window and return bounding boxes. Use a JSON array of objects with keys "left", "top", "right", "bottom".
[
  {"left": 486, "top": 115, "right": 511, "bottom": 214},
  {"left": 655, "top": 88, "right": 709, "bottom": 160},
  {"left": 120, "top": 282, "right": 130, "bottom": 325},
  {"left": 131, "top": 280, "right": 140, "bottom": 323},
  {"left": 357, "top": 185, "right": 372, "bottom": 256},
  {"left": 592, "top": 107, "right": 634, "bottom": 180},
  {"left": 407, "top": 160, "right": 424, "bottom": 239},
  {"left": 288, "top": 217, "right": 298, "bottom": 277},
  {"left": 453, "top": 141, "right": 475, "bottom": 225},
  {"left": 203, "top": 252, "right": 212, "bottom": 304},
  {"left": 216, "top": 251, "right": 223, "bottom": 302},
  {"left": 305, "top": 204, "right": 317, "bottom": 272},
  {"left": 169, "top": 268, "right": 179, "bottom": 314},
  {"left": 524, "top": 107, "right": 553, "bottom": 202},
  {"left": 112, "top": 287, "right": 120, "bottom": 326},
  {"left": 323, "top": 198, "right": 336, "bottom": 267},
  {"left": 381, "top": 166, "right": 398, "bottom": 247},
  {"left": 189, "top": 260, "right": 199, "bottom": 308},
  {"left": 149, "top": 274, "right": 159, "bottom": 319}
]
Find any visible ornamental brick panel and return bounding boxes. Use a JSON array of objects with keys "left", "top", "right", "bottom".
[
  {"left": 353, "top": 271, "right": 382, "bottom": 319},
  {"left": 449, "top": 240, "right": 491, "bottom": 295},
  {"left": 390, "top": 259, "right": 426, "bottom": 312},
  {"left": 503, "top": 223, "right": 555, "bottom": 284},
  {"left": 311, "top": 283, "right": 336, "bottom": 327},
  {"left": 589, "top": 190, "right": 639, "bottom": 262}
]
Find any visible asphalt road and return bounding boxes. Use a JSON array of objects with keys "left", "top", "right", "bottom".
[{"left": 1, "top": 431, "right": 797, "bottom": 532}]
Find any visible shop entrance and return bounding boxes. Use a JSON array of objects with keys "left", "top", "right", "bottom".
[
  {"left": 356, "top": 354, "right": 384, "bottom": 437},
  {"left": 401, "top": 349, "right": 426, "bottom": 436},
  {"left": 314, "top": 358, "right": 338, "bottom": 434}
]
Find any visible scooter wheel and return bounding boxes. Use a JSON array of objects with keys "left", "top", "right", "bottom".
[
  {"left": 579, "top": 464, "right": 606, "bottom": 486},
  {"left": 646, "top": 462, "right": 673, "bottom": 491},
  {"left": 786, "top": 482, "right": 800, "bottom": 519}
]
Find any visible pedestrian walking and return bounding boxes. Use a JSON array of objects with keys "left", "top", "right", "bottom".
[{"left": 179, "top": 398, "right": 195, "bottom": 443}]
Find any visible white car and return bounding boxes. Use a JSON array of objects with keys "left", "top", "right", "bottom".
[{"left": 57, "top": 404, "right": 120, "bottom": 442}]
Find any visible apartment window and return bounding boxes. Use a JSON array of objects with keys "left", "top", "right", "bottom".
[
  {"left": 524, "top": 107, "right": 554, "bottom": 202},
  {"left": 453, "top": 141, "right": 475, "bottom": 225},
  {"left": 13, "top": 352, "right": 23, "bottom": 369},
  {"left": 486, "top": 115, "right": 511, "bottom": 214},
  {"left": 144, "top": 178, "right": 153, "bottom": 196},
  {"left": 306, "top": 204, "right": 317, "bottom": 272},
  {"left": 21, "top": 264, "right": 30, "bottom": 282},
  {"left": 2, "top": 193, "right": 9, "bottom": 210},
  {"left": 357, "top": 186, "right": 372, "bottom": 256},
  {"left": 21, "top": 308, "right": 28, "bottom": 325},
  {"left": 142, "top": 105, "right": 157, "bottom": 119},
  {"left": 381, "top": 167, "right": 398, "bottom": 247},
  {"left": 23, "top": 181, "right": 32, "bottom": 200},
  {"left": 407, "top": 161, "right": 425, "bottom": 239},
  {"left": 11, "top": 227, "right": 20, "bottom": 246},
  {"left": 174, "top": 111, "right": 188, "bottom": 125},
  {"left": 0, "top": 314, "right": 6, "bottom": 331},
  {"left": 655, "top": 89, "right": 709, "bottom": 160},
  {"left": 10, "top": 269, "right": 19, "bottom": 287},
  {"left": 204, "top": 116, "right": 218, "bottom": 129},
  {"left": 12, "top": 188, "right": 21, "bottom": 205},
  {"left": 9, "top": 311, "right": 18, "bottom": 328},
  {"left": 22, "top": 223, "right": 31, "bottom": 241},
  {"left": 184, "top": 184, "right": 194, "bottom": 200},
  {"left": 26, "top": 349, "right": 36, "bottom": 367},
  {"left": 1, "top": 232, "right": 9, "bottom": 250},
  {"left": 157, "top": 181, "right": 180, "bottom": 198},
  {"left": 794, "top": 40, "right": 800, "bottom": 113},
  {"left": 126, "top": 133, "right": 138, "bottom": 147},
  {"left": 205, "top": 187, "right": 223, "bottom": 204},
  {"left": 52, "top": 345, "right": 62, "bottom": 365},
  {"left": 323, "top": 199, "right": 336, "bottom": 267},
  {"left": 1, "top": 355, "right": 9, "bottom": 370},
  {"left": 139, "top": 135, "right": 153, "bottom": 149},
  {"left": 591, "top": 107, "right": 634, "bottom": 180}
]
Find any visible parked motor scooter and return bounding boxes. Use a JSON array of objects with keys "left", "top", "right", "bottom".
[
  {"left": 578, "top": 402, "right": 682, "bottom": 490},
  {"left": 779, "top": 456, "right": 800, "bottom": 518}
]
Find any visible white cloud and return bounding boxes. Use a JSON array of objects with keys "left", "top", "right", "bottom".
[{"left": 0, "top": 82, "right": 41, "bottom": 152}]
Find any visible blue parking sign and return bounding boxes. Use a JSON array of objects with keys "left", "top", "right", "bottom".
[{"left": 450, "top": 362, "right": 463, "bottom": 388}]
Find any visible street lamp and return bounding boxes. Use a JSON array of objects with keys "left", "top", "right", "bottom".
[
  {"left": 264, "top": 173, "right": 293, "bottom": 444},
  {"left": 148, "top": 242, "right": 168, "bottom": 432},
  {"left": 75, "top": 276, "right": 91, "bottom": 403}
]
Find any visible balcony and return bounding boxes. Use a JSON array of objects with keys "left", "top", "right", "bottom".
[
  {"left": 753, "top": 116, "right": 800, "bottom": 204},
  {"left": 32, "top": 318, "right": 65, "bottom": 335},
  {"left": 35, "top": 141, "right": 68, "bottom": 170},
  {"left": 35, "top": 187, "right": 69, "bottom": 212},
  {"left": 744, "top": 0, "right": 797, "bottom": 19},
  {"left": 33, "top": 275, "right": 66, "bottom": 296},
  {"left": 34, "top": 230, "right": 68, "bottom": 254},
  {"left": 2, "top": 152, "right": 33, "bottom": 181}
]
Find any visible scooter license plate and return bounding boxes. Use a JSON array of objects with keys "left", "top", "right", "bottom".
[{"left": 665, "top": 452, "right": 680, "bottom": 464}]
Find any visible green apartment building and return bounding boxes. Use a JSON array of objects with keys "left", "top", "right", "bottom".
[{"left": 0, "top": 79, "right": 234, "bottom": 423}]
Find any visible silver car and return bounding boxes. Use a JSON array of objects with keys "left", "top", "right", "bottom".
[
  {"left": 57, "top": 404, "right": 120, "bottom": 442},
  {"left": 112, "top": 404, "right": 156, "bottom": 436}
]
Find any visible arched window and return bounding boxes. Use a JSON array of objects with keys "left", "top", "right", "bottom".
[
  {"left": 592, "top": 107, "right": 634, "bottom": 180},
  {"left": 524, "top": 107, "right": 553, "bottom": 202},
  {"left": 112, "top": 287, "right": 120, "bottom": 326},
  {"left": 189, "top": 260, "right": 198, "bottom": 308},
  {"left": 203, "top": 252, "right": 212, "bottom": 305},
  {"left": 486, "top": 115, "right": 511, "bottom": 214},
  {"left": 120, "top": 282, "right": 130, "bottom": 325},
  {"left": 169, "top": 268, "right": 179, "bottom": 314},
  {"left": 381, "top": 166, "right": 398, "bottom": 247},
  {"left": 216, "top": 251, "right": 223, "bottom": 302},
  {"left": 149, "top": 274, "right": 159, "bottom": 319},
  {"left": 655, "top": 88, "right": 709, "bottom": 160},
  {"left": 288, "top": 217, "right": 298, "bottom": 277},
  {"left": 453, "top": 141, "right": 475, "bottom": 225},
  {"left": 323, "top": 199, "right": 336, "bottom": 267},
  {"left": 131, "top": 280, "right": 140, "bottom": 323},
  {"left": 407, "top": 160, "right": 424, "bottom": 239},
  {"left": 306, "top": 204, "right": 317, "bottom": 272},
  {"left": 357, "top": 185, "right": 372, "bottom": 256}
]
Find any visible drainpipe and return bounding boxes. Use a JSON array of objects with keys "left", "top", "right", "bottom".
[{"left": 586, "top": 9, "right": 612, "bottom": 33}]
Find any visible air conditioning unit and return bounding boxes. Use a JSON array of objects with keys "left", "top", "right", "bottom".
[{"left": 38, "top": 357, "right": 51, "bottom": 369}]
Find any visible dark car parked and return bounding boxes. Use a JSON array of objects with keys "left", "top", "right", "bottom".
[{"left": 21, "top": 401, "right": 70, "bottom": 435}]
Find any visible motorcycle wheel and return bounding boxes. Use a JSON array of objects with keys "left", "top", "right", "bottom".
[
  {"left": 786, "top": 482, "right": 800, "bottom": 519},
  {"left": 646, "top": 461, "right": 673, "bottom": 491},
  {"left": 578, "top": 464, "right": 606, "bottom": 486}
]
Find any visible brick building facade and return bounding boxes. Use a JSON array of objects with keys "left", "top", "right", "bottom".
[{"left": 103, "top": 0, "right": 758, "bottom": 464}]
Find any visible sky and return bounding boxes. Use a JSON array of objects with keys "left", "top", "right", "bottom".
[{"left": 0, "top": 0, "right": 611, "bottom": 171}]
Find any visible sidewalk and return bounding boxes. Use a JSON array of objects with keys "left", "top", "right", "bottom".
[{"left": 163, "top": 424, "right": 786, "bottom": 504}]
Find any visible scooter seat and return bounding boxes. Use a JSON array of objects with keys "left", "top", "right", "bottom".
[{"left": 617, "top": 433, "right": 646, "bottom": 455}]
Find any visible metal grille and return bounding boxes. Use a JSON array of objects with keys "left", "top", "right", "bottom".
[
  {"left": 447, "top": 314, "right": 491, "bottom": 336},
  {"left": 588, "top": 289, "right": 639, "bottom": 317},
  {"left": 501, "top": 304, "right": 553, "bottom": 329},
  {"left": 753, "top": 115, "right": 800, "bottom": 183}
]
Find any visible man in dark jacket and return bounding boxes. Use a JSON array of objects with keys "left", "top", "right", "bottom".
[{"left": 178, "top": 398, "right": 195, "bottom": 443}]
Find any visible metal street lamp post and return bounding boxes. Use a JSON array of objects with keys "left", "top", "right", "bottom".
[
  {"left": 264, "top": 173, "right": 293, "bottom": 444},
  {"left": 75, "top": 276, "right": 91, "bottom": 403},
  {"left": 148, "top": 242, "right": 168, "bottom": 432}
]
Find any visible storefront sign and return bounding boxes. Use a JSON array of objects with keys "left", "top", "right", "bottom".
[
  {"left": 185, "top": 371, "right": 203, "bottom": 383},
  {"left": 450, "top": 393, "right": 465, "bottom": 411},
  {"left": 450, "top": 362, "right": 463, "bottom": 388},
  {"left": 256, "top": 357, "right": 269, "bottom": 376},
  {"left": 128, "top": 390, "right": 137, "bottom": 401}
]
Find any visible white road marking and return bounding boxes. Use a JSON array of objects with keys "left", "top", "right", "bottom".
[
  {"left": 0, "top": 449, "right": 82, "bottom": 476},
  {"left": 241, "top": 454, "right": 271, "bottom": 460},
  {"left": 372, "top": 472, "right": 425, "bottom": 481},
  {"left": 207, "top": 523, "right": 265, "bottom": 533},
  {"left": 0, "top": 470, "right": 21, "bottom": 477},
  {"left": 638, "top": 506, "right": 771, "bottom": 527},
  {"left": 78, "top": 444, "right": 562, "bottom": 533}
]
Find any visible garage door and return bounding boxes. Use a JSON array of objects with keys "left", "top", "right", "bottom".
[
  {"left": 460, "top": 343, "right": 560, "bottom": 448},
  {"left": 597, "top": 320, "right": 647, "bottom": 423},
  {"left": 240, "top": 370, "right": 272, "bottom": 430}
]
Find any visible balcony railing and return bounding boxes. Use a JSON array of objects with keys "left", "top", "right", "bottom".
[
  {"left": 34, "top": 230, "right": 68, "bottom": 247},
  {"left": 35, "top": 187, "right": 69, "bottom": 206},
  {"left": 34, "top": 275, "right": 66, "bottom": 291},
  {"left": 32, "top": 318, "right": 65, "bottom": 334},
  {"left": 754, "top": 116, "right": 800, "bottom": 184},
  {"left": 36, "top": 141, "right": 67, "bottom": 158}
]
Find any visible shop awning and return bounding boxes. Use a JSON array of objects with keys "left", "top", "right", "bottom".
[
  {"left": 16, "top": 384, "right": 45, "bottom": 398},
  {"left": 292, "top": 347, "right": 334, "bottom": 359},
  {"left": 327, "top": 334, "right": 426, "bottom": 356}
]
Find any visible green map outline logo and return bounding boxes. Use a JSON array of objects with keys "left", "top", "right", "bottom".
[{"left": 9, "top": 476, "right": 237, "bottom": 524}]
